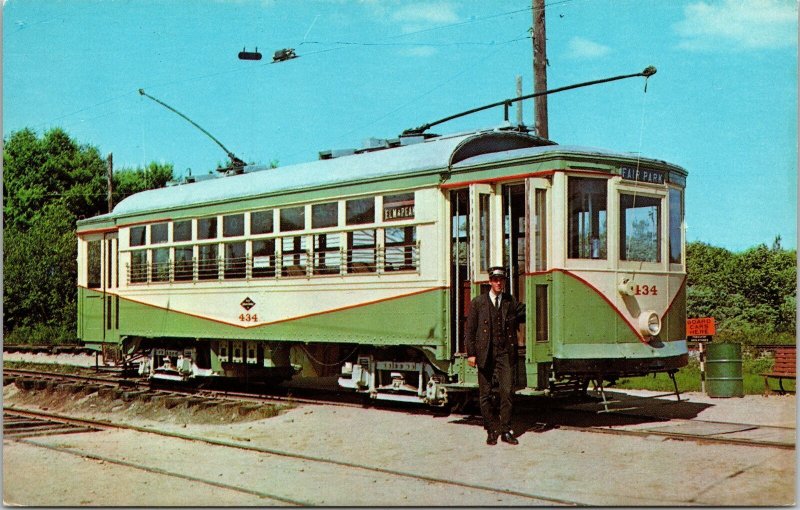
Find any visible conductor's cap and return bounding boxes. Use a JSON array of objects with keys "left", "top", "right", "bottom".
[{"left": 489, "top": 266, "right": 507, "bottom": 279}]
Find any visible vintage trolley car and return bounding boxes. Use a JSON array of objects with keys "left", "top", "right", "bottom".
[{"left": 76, "top": 124, "right": 688, "bottom": 405}]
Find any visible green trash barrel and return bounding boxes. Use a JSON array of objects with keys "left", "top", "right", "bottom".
[{"left": 705, "top": 343, "right": 744, "bottom": 397}]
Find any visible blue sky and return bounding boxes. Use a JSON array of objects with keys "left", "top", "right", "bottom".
[{"left": 3, "top": 0, "right": 797, "bottom": 251}]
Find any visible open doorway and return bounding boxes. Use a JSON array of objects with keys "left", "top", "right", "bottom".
[{"left": 449, "top": 189, "right": 469, "bottom": 356}]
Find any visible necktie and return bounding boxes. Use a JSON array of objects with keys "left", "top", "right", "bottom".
[{"left": 495, "top": 295, "right": 501, "bottom": 309}]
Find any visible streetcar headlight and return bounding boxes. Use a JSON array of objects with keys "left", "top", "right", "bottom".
[{"left": 638, "top": 310, "right": 661, "bottom": 336}]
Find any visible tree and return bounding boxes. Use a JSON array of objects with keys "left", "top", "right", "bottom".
[
  {"left": 3, "top": 128, "right": 173, "bottom": 344},
  {"left": 3, "top": 128, "right": 107, "bottom": 231},
  {"left": 686, "top": 240, "right": 797, "bottom": 344},
  {"left": 4, "top": 203, "right": 77, "bottom": 341},
  {"left": 113, "top": 162, "right": 174, "bottom": 206}
]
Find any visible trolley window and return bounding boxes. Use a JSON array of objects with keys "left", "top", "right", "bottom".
[
  {"left": 280, "top": 206, "right": 305, "bottom": 232},
  {"left": 348, "top": 229, "right": 376, "bottom": 273},
  {"left": 151, "top": 248, "right": 170, "bottom": 282},
  {"left": 534, "top": 188, "right": 548, "bottom": 271},
  {"left": 568, "top": 177, "right": 607, "bottom": 259},
  {"left": 130, "top": 250, "right": 148, "bottom": 283},
  {"left": 535, "top": 285, "right": 549, "bottom": 343},
  {"left": 282, "top": 236, "right": 307, "bottom": 276},
  {"left": 346, "top": 197, "right": 375, "bottom": 225},
  {"left": 312, "top": 202, "right": 338, "bottom": 229},
  {"left": 87, "top": 240, "right": 102, "bottom": 289},
  {"left": 252, "top": 239, "right": 276, "bottom": 277},
  {"left": 173, "top": 220, "right": 192, "bottom": 242},
  {"left": 669, "top": 188, "right": 683, "bottom": 264},
  {"left": 620, "top": 194, "right": 661, "bottom": 262},
  {"left": 130, "top": 226, "right": 146, "bottom": 247},
  {"left": 224, "top": 242, "right": 246, "bottom": 279},
  {"left": 479, "top": 193, "right": 491, "bottom": 271},
  {"left": 251, "top": 210, "right": 274, "bottom": 235},
  {"left": 150, "top": 223, "right": 168, "bottom": 244},
  {"left": 198, "top": 217, "right": 217, "bottom": 240},
  {"left": 385, "top": 226, "right": 417, "bottom": 271},
  {"left": 314, "top": 233, "right": 341, "bottom": 274},
  {"left": 174, "top": 247, "right": 193, "bottom": 281},
  {"left": 383, "top": 193, "right": 415, "bottom": 221},
  {"left": 198, "top": 244, "right": 218, "bottom": 280},
  {"left": 223, "top": 214, "right": 244, "bottom": 237}
]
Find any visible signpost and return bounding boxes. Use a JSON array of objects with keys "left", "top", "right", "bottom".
[{"left": 687, "top": 317, "right": 716, "bottom": 392}]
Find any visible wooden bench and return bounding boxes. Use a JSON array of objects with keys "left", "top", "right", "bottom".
[{"left": 762, "top": 345, "right": 796, "bottom": 394}]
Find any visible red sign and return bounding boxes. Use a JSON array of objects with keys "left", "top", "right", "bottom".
[{"left": 687, "top": 317, "right": 715, "bottom": 337}]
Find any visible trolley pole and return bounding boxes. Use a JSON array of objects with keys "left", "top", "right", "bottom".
[
  {"left": 106, "top": 153, "right": 113, "bottom": 213},
  {"left": 532, "top": 0, "right": 549, "bottom": 139}
]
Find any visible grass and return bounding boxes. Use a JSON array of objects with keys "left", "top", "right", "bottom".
[{"left": 615, "top": 355, "right": 795, "bottom": 395}]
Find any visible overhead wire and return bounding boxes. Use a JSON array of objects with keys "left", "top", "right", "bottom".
[
  {"left": 22, "top": 0, "right": 582, "bottom": 167},
  {"left": 381, "top": 0, "right": 578, "bottom": 39},
  {"left": 320, "top": 30, "right": 534, "bottom": 150}
]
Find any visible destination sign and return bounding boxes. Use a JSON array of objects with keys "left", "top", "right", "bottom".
[
  {"left": 620, "top": 166, "right": 665, "bottom": 185},
  {"left": 384, "top": 204, "right": 415, "bottom": 221}
]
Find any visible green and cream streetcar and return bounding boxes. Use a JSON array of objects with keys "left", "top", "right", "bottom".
[
  {"left": 77, "top": 69, "right": 688, "bottom": 405},
  {"left": 77, "top": 125, "right": 688, "bottom": 405}
]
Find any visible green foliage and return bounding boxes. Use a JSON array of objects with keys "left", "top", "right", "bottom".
[
  {"left": 113, "top": 162, "right": 174, "bottom": 204},
  {"left": 616, "top": 354, "right": 792, "bottom": 394},
  {"left": 4, "top": 128, "right": 107, "bottom": 231},
  {"left": 686, "top": 241, "right": 796, "bottom": 345},
  {"left": 4, "top": 203, "right": 77, "bottom": 334},
  {"left": 3, "top": 127, "right": 173, "bottom": 345}
]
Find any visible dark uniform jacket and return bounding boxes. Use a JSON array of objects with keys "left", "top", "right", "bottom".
[{"left": 465, "top": 292, "right": 523, "bottom": 369}]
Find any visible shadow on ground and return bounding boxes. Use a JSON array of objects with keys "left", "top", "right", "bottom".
[
  {"left": 219, "top": 375, "right": 716, "bottom": 440},
  {"left": 448, "top": 390, "right": 714, "bottom": 440}
]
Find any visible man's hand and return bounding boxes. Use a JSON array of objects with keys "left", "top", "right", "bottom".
[{"left": 467, "top": 356, "right": 476, "bottom": 367}]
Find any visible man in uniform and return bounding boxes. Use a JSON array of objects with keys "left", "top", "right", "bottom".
[{"left": 465, "top": 266, "right": 522, "bottom": 445}]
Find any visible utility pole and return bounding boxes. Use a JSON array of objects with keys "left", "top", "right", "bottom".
[
  {"left": 106, "top": 153, "right": 113, "bottom": 213},
  {"left": 516, "top": 75, "right": 523, "bottom": 126},
  {"left": 532, "top": 0, "right": 549, "bottom": 139}
]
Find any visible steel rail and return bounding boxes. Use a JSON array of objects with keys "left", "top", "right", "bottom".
[
  {"left": 193, "top": 387, "right": 364, "bottom": 409},
  {"left": 561, "top": 421, "right": 795, "bottom": 450},
  {"left": 14, "top": 437, "right": 307, "bottom": 505},
  {"left": 10, "top": 366, "right": 793, "bottom": 449},
  {"left": 4, "top": 368, "right": 131, "bottom": 386},
  {"left": 5, "top": 367, "right": 365, "bottom": 409},
  {"left": 5, "top": 407, "right": 582, "bottom": 507}
]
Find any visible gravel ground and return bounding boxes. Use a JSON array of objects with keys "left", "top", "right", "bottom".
[
  {"left": 3, "top": 352, "right": 100, "bottom": 368},
  {"left": 2, "top": 380, "right": 796, "bottom": 506}
]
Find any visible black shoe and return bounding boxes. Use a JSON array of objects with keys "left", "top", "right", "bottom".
[
  {"left": 500, "top": 432, "right": 519, "bottom": 445},
  {"left": 486, "top": 431, "right": 499, "bottom": 445}
]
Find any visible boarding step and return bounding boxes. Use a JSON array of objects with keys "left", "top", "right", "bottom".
[{"left": 548, "top": 378, "right": 588, "bottom": 397}]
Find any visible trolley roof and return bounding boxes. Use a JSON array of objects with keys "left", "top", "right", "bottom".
[{"left": 80, "top": 128, "right": 686, "bottom": 227}]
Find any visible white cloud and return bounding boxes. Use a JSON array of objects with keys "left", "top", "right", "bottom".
[
  {"left": 387, "top": 2, "right": 460, "bottom": 33},
  {"left": 566, "top": 36, "right": 612, "bottom": 59},
  {"left": 397, "top": 46, "right": 438, "bottom": 58},
  {"left": 674, "top": 0, "right": 798, "bottom": 51},
  {"left": 392, "top": 3, "right": 459, "bottom": 24}
]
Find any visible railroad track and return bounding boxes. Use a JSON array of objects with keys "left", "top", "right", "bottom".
[
  {"left": 3, "top": 408, "right": 309, "bottom": 505},
  {"left": 4, "top": 407, "right": 579, "bottom": 506},
  {"left": 5, "top": 367, "right": 794, "bottom": 450},
  {"left": 560, "top": 419, "right": 795, "bottom": 450},
  {"left": 3, "top": 368, "right": 362, "bottom": 409},
  {"left": 3, "top": 409, "right": 100, "bottom": 439}
]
